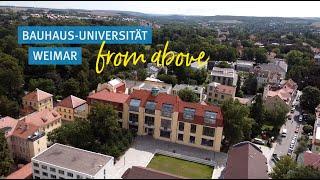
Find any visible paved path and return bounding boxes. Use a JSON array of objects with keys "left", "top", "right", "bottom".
[{"left": 112, "top": 136, "right": 228, "bottom": 179}]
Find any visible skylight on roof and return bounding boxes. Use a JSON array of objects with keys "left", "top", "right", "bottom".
[{"left": 204, "top": 111, "right": 217, "bottom": 124}]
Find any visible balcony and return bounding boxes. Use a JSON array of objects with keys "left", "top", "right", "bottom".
[
  {"left": 144, "top": 123, "right": 155, "bottom": 128},
  {"left": 160, "top": 126, "right": 171, "bottom": 131},
  {"left": 129, "top": 120, "right": 139, "bottom": 126}
]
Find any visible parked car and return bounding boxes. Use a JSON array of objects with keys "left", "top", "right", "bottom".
[
  {"left": 291, "top": 108, "right": 295, "bottom": 113},
  {"left": 288, "top": 149, "right": 293, "bottom": 156},
  {"left": 281, "top": 129, "right": 287, "bottom": 137},
  {"left": 299, "top": 115, "right": 303, "bottom": 122},
  {"left": 252, "top": 138, "right": 265, "bottom": 145},
  {"left": 272, "top": 154, "right": 280, "bottom": 162}
]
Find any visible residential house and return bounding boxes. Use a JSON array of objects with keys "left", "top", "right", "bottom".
[
  {"left": 263, "top": 79, "right": 298, "bottom": 111},
  {"left": 96, "top": 78, "right": 126, "bottom": 93},
  {"left": 222, "top": 141, "right": 268, "bottom": 179},
  {"left": 210, "top": 67, "right": 238, "bottom": 86},
  {"left": 190, "top": 61, "right": 207, "bottom": 71},
  {"left": 298, "top": 151, "right": 320, "bottom": 170},
  {"left": 87, "top": 88, "right": 224, "bottom": 152},
  {"left": 206, "top": 82, "right": 236, "bottom": 104},
  {"left": 6, "top": 163, "right": 33, "bottom": 179},
  {"left": 125, "top": 79, "right": 172, "bottom": 95},
  {"left": 234, "top": 96, "right": 255, "bottom": 106},
  {"left": 122, "top": 166, "right": 184, "bottom": 179},
  {"left": 235, "top": 60, "right": 254, "bottom": 72},
  {"left": 21, "top": 109, "right": 62, "bottom": 137},
  {"left": 9, "top": 121, "right": 47, "bottom": 162},
  {"left": 21, "top": 89, "right": 53, "bottom": 115},
  {"left": 146, "top": 63, "right": 168, "bottom": 77},
  {"left": 0, "top": 116, "right": 18, "bottom": 158},
  {"left": 31, "top": 143, "right": 115, "bottom": 179},
  {"left": 172, "top": 84, "right": 206, "bottom": 102},
  {"left": 56, "top": 95, "right": 88, "bottom": 123},
  {"left": 312, "top": 104, "right": 320, "bottom": 153}
]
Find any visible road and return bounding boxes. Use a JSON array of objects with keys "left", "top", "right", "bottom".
[{"left": 271, "top": 91, "right": 303, "bottom": 166}]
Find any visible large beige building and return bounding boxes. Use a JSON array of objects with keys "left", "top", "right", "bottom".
[
  {"left": 87, "top": 89, "right": 224, "bottom": 152},
  {"left": 57, "top": 95, "right": 88, "bottom": 123},
  {"left": 21, "top": 89, "right": 53, "bottom": 115},
  {"left": 206, "top": 82, "right": 236, "bottom": 104},
  {"left": 9, "top": 120, "right": 47, "bottom": 162},
  {"left": 210, "top": 67, "right": 238, "bottom": 86}
]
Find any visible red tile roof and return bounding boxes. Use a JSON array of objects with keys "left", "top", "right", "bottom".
[
  {"left": 87, "top": 89, "right": 129, "bottom": 104},
  {"left": 0, "top": 116, "right": 18, "bottom": 138},
  {"left": 6, "top": 163, "right": 32, "bottom": 179},
  {"left": 216, "top": 84, "right": 236, "bottom": 95},
  {"left": 23, "top": 88, "right": 53, "bottom": 102},
  {"left": 303, "top": 151, "right": 320, "bottom": 169},
  {"left": 121, "top": 166, "right": 185, "bottom": 179},
  {"left": 11, "top": 121, "right": 39, "bottom": 140},
  {"left": 57, "top": 95, "right": 86, "bottom": 109},
  {"left": 223, "top": 141, "right": 268, "bottom": 179},
  {"left": 22, "top": 109, "right": 61, "bottom": 128},
  {"left": 127, "top": 90, "right": 223, "bottom": 127}
]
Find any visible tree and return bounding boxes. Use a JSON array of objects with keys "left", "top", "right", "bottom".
[
  {"left": 221, "top": 99, "right": 254, "bottom": 147},
  {"left": 241, "top": 74, "right": 258, "bottom": 95},
  {"left": 286, "top": 165, "right": 320, "bottom": 179},
  {"left": 28, "top": 78, "right": 56, "bottom": 94},
  {"left": 0, "top": 95, "right": 19, "bottom": 118},
  {"left": 303, "top": 125, "right": 314, "bottom": 135},
  {"left": 294, "top": 135, "right": 309, "bottom": 161},
  {"left": 286, "top": 50, "right": 308, "bottom": 67},
  {"left": 250, "top": 94, "right": 265, "bottom": 137},
  {"left": 60, "top": 78, "right": 80, "bottom": 98},
  {"left": 270, "top": 156, "right": 297, "bottom": 179},
  {"left": 137, "top": 69, "right": 147, "bottom": 81},
  {"left": 178, "top": 88, "right": 199, "bottom": 103},
  {"left": 48, "top": 118, "right": 96, "bottom": 151},
  {"left": 264, "top": 102, "right": 289, "bottom": 129},
  {"left": 0, "top": 131, "right": 13, "bottom": 177},
  {"left": 235, "top": 75, "right": 244, "bottom": 97},
  {"left": 300, "top": 86, "right": 320, "bottom": 113},
  {"left": 255, "top": 48, "right": 268, "bottom": 63},
  {"left": 88, "top": 103, "right": 120, "bottom": 144},
  {"left": 157, "top": 74, "right": 178, "bottom": 86}
]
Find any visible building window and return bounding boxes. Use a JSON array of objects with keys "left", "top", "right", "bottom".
[
  {"left": 34, "top": 176, "right": 40, "bottom": 179},
  {"left": 203, "top": 127, "right": 215, "bottom": 137},
  {"left": 69, "top": 116, "right": 71, "bottom": 119},
  {"left": 204, "top": 111, "right": 217, "bottom": 124},
  {"left": 77, "top": 175, "right": 82, "bottom": 179},
  {"left": 161, "top": 119, "right": 171, "bottom": 130},
  {"left": 209, "top": 86, "right": 213, "bottom": 91},
  {"left": 178, "top": 122, "right": 184, "bottom": 131},
  {"left": 59, "top": 177, "right": 65, "bottom": 179},
  {"left": 118, "top": 112, "right": 122, "bottom": 119},
  {"left": 34, "top": 170, "right": 39, "bottom": 174},
  {"left": 33, "top": 163, "right": 39, "bottom": 167},
  {"left": 209, "top": 92, "right": 212, "bottom": 96},
  {"left": 189, "top": 136, "right": 195, "bottom": 144},
  {"left": 183, "top": 108, "right": 196, "bottom": 120},
  {"left": 51, "top": 175, "right": 57, "bottom": 179},
  {"left": 64, "top": 109, "right": 66, "bottom": 112},
  {"left": 58, "top": 170, "right": 64, "bottom": 175},
  {"left": 129, "top": 113, "right": 139, "bottom": 124},
  {"left": 201, "top": 138, "right": 214, "bottom": 147},
  {"left": 160, "top": 130, "right": 171, "bottom": 138},
  {"left": 41, "top": 165, "right": 47, "bottom": 170},
  {"left": 144, "top": 116, "right": 155, "bottom": 126},
  {"left": 50, "top": 167, "right": 56, "bottom": 172},
  {"left": 221, "top": 95, "right": 224, "bottom": 99},
  {"left": 145, "top": 101, "right": 156, "bottom": 114},
  {"left": 64, "top": 115, "right": 66, "bottom": 118},
  {"left": 214, "top": 93, "right": 218, "bottom": 97},
  {"left": 129, "top": 99, "right": 141, "bottom": 112},
  {"left": 178, "top": 134, "right": 184, "bottom": 141},
  {"left": 161, "top": 103, "right": 173, "bottom": 118},
  {"left": 42, "top": 172, "right": 48, "bottom": 177},
  {"left": 67, "top": 172, "right": 74, "bottom": 177},
  {"left": 190, "top": 124, "right": 197, "bottom": 134}
]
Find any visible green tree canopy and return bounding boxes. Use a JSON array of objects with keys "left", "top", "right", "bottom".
[
  {"left": 300, "top": 86, "right": 320, "bottom": 113},
  {"left": 28, "top": 78, "right": 56, "bottom": 94},
  {"left": 0, "top": 95, "right": 19, "bottom": 118},
  {"left": 60, "top": 78, "right": 80, "bottom": 98},
  {"left": 178, "top": 88, "right": 199, "bottom": 103},
  {"left": 0, "top": 131, "right": 13, "bottom": 177},
  {"left": 270, "top": 156, "right": 297, "bottom": 179},
  {"left": 221, "top": 99, "right": 254, "bottom": 147}
]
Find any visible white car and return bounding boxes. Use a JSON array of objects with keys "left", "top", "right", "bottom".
[{"left": 299, "top": 115, "right": 303, "bottom": 122}]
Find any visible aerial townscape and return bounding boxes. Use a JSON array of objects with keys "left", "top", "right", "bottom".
[{"left": 1, "top": 2, "right": 320, "bottom": 180}]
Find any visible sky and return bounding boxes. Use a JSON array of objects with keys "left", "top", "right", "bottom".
[{"left": 1, "top": 1, "right": 320, "bottom": 17}]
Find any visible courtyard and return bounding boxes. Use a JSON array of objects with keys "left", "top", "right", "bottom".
[{"left": 147, "top": 154, "right": 213, "bottom": 179}]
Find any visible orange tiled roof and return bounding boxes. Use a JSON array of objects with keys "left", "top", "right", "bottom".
[
  {"left": 11, "top": 120, "right": 39, "bottom": 140},
  {"left": 87, "top": 89, "right": 129, "bottom": 104},
  {"left": 0, "top": 116, "right": 18, "bottom": 137},
  {"left": 23, "top": 88, "right": 53, "bottom": 102},
  {"left": 22, "top": 109, "right": 61, "bottom": 128},
  {"left": 6, "top": 163, "right": 32, "bottom": 179},
  {"left": 57, "top": 95, "right": 86, "bottom": 109}
]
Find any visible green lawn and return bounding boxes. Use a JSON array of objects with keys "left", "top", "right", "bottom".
[{"left": 147, "top": 154, "right": 213, "bottom": 179}]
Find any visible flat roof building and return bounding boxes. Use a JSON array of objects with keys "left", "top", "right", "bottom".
[
  {"left": 31, "top": 143, "right": 115, "bottom": 179},
  {"left": 210, "top": 67, "right": 238, "bottom": 86}
]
